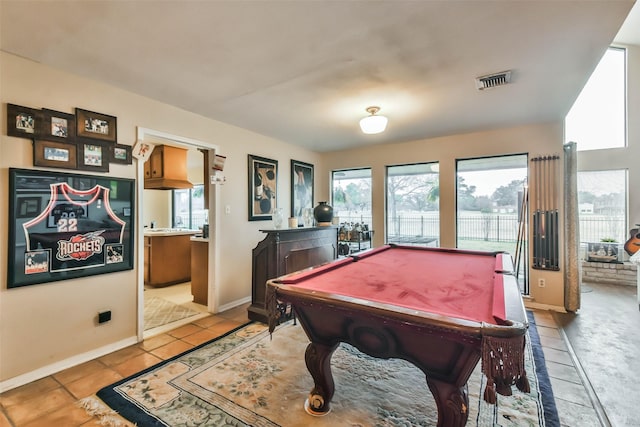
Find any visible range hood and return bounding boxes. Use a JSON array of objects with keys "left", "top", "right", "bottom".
[{"left": 144, "top": 145, "right": 194, "bottom": 190}]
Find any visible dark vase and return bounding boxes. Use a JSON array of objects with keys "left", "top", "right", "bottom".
[{"left": 313, "top": 201, "right": 334, "bottom": 225}]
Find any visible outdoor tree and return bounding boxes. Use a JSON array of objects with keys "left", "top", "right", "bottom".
[
  {"left": 457, "top": 176, "right": 477, "bottom": 211},
  {"left": 492, "top": 179, "right": 525, "bottom": 207},
  {"left": 387, "top": 174, "right": 439, "bottom": 234}
]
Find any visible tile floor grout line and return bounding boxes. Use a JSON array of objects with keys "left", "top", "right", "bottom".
[{"left": 552, "top": 312, "right": 611, "bottom": 427}]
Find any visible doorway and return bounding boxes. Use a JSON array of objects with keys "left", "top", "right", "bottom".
[{"left": 135, "top": 127, "right": 219, "bottom": 339}]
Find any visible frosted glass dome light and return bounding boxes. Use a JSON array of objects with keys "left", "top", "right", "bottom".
[{"left": 359, "top": 106, "right": 388, "bottom": 134}]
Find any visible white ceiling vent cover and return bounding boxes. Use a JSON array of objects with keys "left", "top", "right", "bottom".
[{"left": 475, "top": 70, "right": 512, "bottom": 90}]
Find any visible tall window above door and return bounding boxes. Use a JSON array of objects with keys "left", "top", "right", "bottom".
[{"left": 565, "top": 47, "right": 626, "bottom": 151}]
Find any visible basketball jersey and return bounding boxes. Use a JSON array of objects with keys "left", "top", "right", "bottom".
[{"left": 23, "top": 182, "right": 126, "bottom": 272}]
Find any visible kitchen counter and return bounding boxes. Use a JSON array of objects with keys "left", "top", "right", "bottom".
[
  {"left": 190, "top": 238, "right": 209, "bottom": 305},
  {"left": 144, "top": 231, "right": 199, "bottom": 287},
  {"left": 144, "top": 228, "right": 200, "bottom": 237}
]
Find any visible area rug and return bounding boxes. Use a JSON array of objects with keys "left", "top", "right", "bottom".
[
  {"left": 86, "top": 312, "right": 558, "bottom": 426},
  {"left": 144, "top": 297, "right": 200, "bottom": 330}
]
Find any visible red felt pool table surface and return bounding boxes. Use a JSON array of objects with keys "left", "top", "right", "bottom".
[{"left": 276, "top": 244, "right": 511, "bottom": 325}]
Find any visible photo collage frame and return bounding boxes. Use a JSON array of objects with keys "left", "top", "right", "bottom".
[{"left": 6, "top": 103, "right": 133, "bottom": 172}]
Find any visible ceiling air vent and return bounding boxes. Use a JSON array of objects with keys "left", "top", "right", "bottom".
[{"left": 475, "top": 70, "right": 512, "bottom": 90}]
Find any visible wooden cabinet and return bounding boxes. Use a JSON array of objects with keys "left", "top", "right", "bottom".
[
  {"left": 190, "top": 238, "right": 208, "bottom": 305},
  {"left": 248, "top": 226, "right": 338, "bottom": 323},
  {"left": 144, "top": 145, "right": 193, "bottom": 189},
  {"left": 145, "top": 233, "right": 193, "bottom": 287}
]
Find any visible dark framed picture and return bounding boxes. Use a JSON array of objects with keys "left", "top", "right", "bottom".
[
  {"left": 291, "top": 159, "right": 314, "bottom": 225},
  {"left": 39, "top": 108, "right": 75, "bottom": 143},
  {"left": 248, "top": 154, "right": 278, "bottom": 221},
  {"left": 7, "top": 104, "right": 38, "bottom": 138},
  {"left": 75, "top": 108, "right": 117, "bottom": 142},
  {"left": 111, "top": 144, "right": 132, "bottom": 165},
  {"left": 16, "top": 197, "right": 42, "bottom": 219},
  {"left": 77, "top": 139, "right": 110, "bottom": 172},
  {"left": 33, "top": 139, "right": 77, "bottom": 170},
  {"left": 8, "top": 168, "right": 135, "bottom": 288}
]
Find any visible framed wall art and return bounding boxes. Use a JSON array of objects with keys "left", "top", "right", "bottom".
[
  {"left": 33, "top": 139, "right": 77, "bottom": 170},
  {"left": 7, "top": 103, "right": 38, "bottom": 138},
  {"left": 39, "top": 108, "right": 76, "bottom": 143},
  {"left": 290, "top": 159, "right": 314, "bottom": 225},
  {"left": 77, "top": 139, "right": 110, "bottom": 172},
  {"left": 75, "top": 108, "right": 117, "bottom": 142},
  {"left": 111, "top": 144, "right": 133, "bottom": 165},
  {"left": 16, "top": 197, "right": 42, "bottom": 219},
  {"left": 131, "top": 140, "right": 154, "bottom": 161},
  {"left": 248, "top": 154, "right": 278, "bottom": 221},
  {"left": 8, "top": 168, "right": 135, "bottom": 288}
]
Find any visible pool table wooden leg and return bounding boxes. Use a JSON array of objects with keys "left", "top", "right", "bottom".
[
  {"left": 426, "top": 378, "right": 469, "bottom": 427},
  {"left": 304, "top": 341, "right": 339, "bottom": 416}
]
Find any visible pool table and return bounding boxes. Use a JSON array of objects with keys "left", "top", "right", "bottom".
[{"left": 266, "top": 244, "right": 529, "bottom": 427}]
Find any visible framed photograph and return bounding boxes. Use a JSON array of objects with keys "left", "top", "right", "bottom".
[
  {"left": 248, "top": 154, "right": 278, "bottom": 221},
  {"left": 291, "top": 159, "right": 314, "bottom": 225},
  {"left": 16, "top": 197, "right": 42, "bottom": 219},
  {"left": 75, "top": 108, "right": 117, "bottom": 142},
  {"left": 77, "top": 139, "right": 110, "bottom": 172},
  {"left": 7, "top": 104, "right": 38, "bottom": 138},
  {"left": 131, "top": 141, "right": 154, "bottom": 161},
  {"left": 8, "top": 168, "right": 135, "bottom": 288},
  {"left": 33, "top": 139, "right": 77, "bottom": 170},
  {"left": 39, "top": 108, "right": 75, "bottom": 143},
  {"left": 111, "top": 144, "right": 132, "bottom": 165}
]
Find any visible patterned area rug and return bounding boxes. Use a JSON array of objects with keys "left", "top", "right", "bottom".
[
  {"left": 86, "top": 312, "right": 558, "bottom": 426},
  {"left": 144, "top": 297, "right": 200, "bottom": 330}
]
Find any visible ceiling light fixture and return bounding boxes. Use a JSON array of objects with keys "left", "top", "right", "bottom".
[{"left": 359, "top": 106, "right": 388, "bottom": 134}]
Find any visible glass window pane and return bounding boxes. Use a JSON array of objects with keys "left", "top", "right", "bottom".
[
  {"left": 332, "top": 168, "right": 372, "bottom": 225},
  {"left": 456, "top": 155, "right": 527, "bottom": 253},
  {"left": 565, "top": 47, "right": 626, "bottom": 151},
  {"left": 578, "top": 170, "right": 627, "bottom": 257},
  {"left": 386, "top": 163, "right": 440, "bottom": 247},
  {"left": 172, "top": 185, "right": 206, "bottom": 229}
]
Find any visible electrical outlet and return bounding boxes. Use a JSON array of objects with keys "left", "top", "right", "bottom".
[{"left": 538, "top": 278, "right": 546, "bottom": 288}]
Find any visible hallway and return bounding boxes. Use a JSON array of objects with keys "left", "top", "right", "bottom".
[{"left": 555, "top": 282, "right": 640, "bottom": 427}]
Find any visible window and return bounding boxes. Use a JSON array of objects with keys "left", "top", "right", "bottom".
[
  {"left": 386, "top": 163, "right": 439, "bottom": 246},
  {"left": 172, "top": 185, "right": 206, "bottom": 229},
  {"left": 565, "top": 47, "right": 626, "bottom": 151},
  {"left": 578, "top": 170, "right": 627, "bottom": 254},
  {"left": 456, "top": 155, "right": 528, "bottom": 292},
  {"left": 332, "top": 168, "right": 372, "bottom": 227}
]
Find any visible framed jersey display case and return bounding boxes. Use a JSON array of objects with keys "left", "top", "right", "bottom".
[{"left": 8, "top": 168, "right": 135, "bottom": 288}]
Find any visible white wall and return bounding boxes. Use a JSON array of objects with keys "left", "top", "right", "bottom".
[{"left": 0, "top": 52, "right": 322, "bottom": 387}]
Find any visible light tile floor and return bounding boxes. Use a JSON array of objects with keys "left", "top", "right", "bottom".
[
  {"left": 532, "top": 310, "right": 603, "bottom": 427},
  {"left": 0, "top": 308, "right": 602, "bottom": 427}
]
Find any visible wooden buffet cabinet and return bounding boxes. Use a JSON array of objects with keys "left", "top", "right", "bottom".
[{"left": 248, "top": 226, "right": 338, "bottom": 323}]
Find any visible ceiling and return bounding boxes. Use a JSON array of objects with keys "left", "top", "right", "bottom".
[{"left": 1, "top": 1, "right": 638, "bottom": 152}]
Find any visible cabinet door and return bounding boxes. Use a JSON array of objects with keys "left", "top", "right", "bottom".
[
  {"left": 149, "top": 147, "right": 164, "bottom": 178},
  {"left": 144, "top": 237, "right": 151, "bottom": 283},
  {"left": 143, "top": 158, "right": 151, "bottom": 179}
]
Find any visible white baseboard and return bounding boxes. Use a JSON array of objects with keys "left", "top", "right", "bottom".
[
  {"left": 217, "top": 296, "right": 251, "bottom": 314},
  {"left": 0, "top": 336, "right": 138, "bottom": 394}
]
